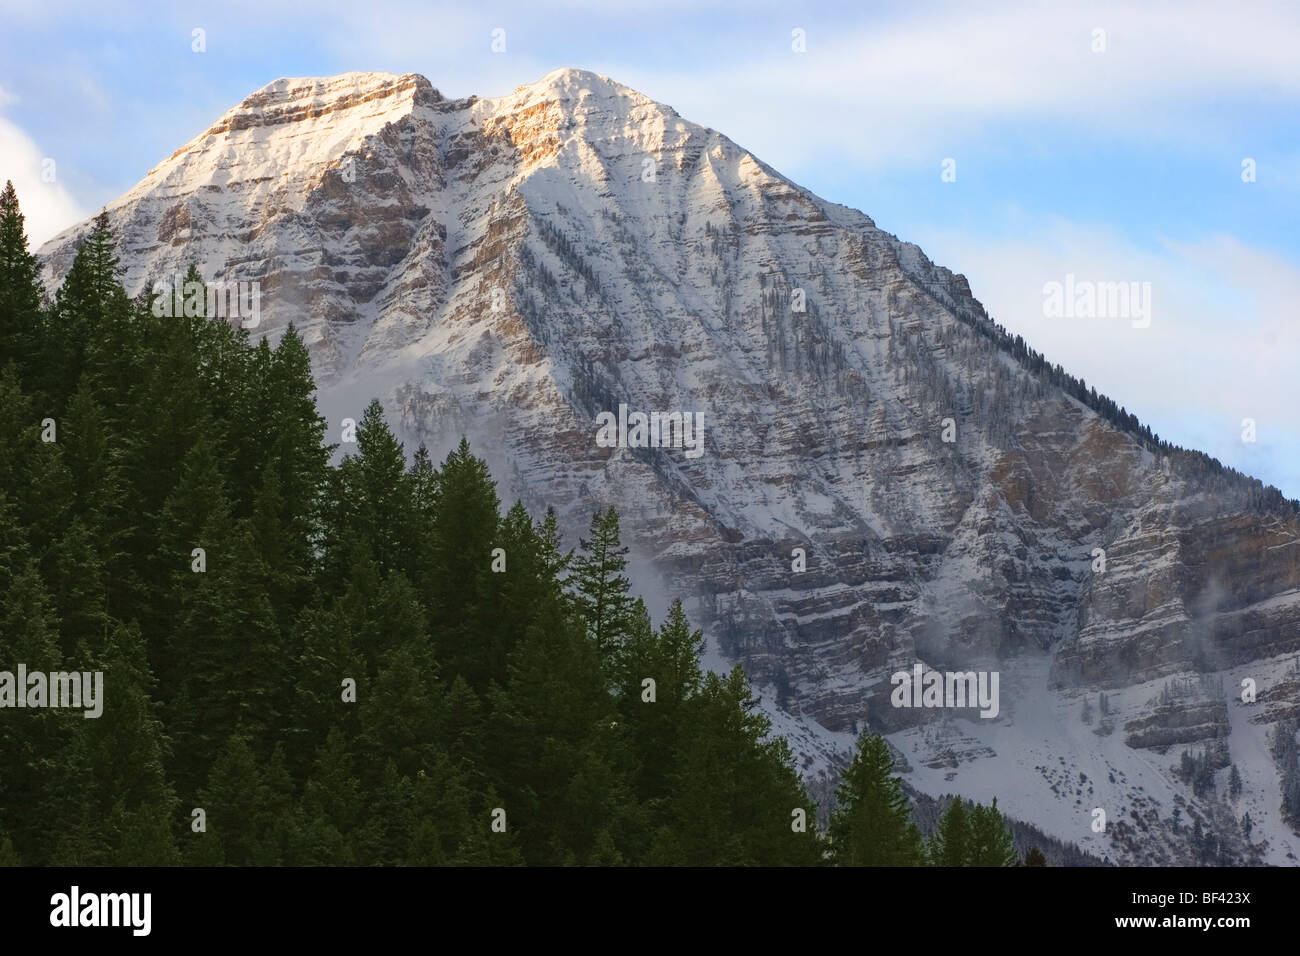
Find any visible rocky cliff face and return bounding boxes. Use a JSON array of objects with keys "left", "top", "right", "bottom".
[{"left": 39, "top": 68, "right": 1300, "bottom": 864}]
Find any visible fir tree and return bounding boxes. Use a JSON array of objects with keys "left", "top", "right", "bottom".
[
  {"left": 45, "top": 211, "right": 130, "bottom": 412},
  {"left": 829, "top": 734, "right": 926, "bottom": 866},
  {"left": 0, "top": 833, "right": 20, "bottom": 866},
  {"left": 670, "top": 667, "right": 823, "bottom": 866},
  {"left": 420, "top": 436, "right": 502, "bottom": 687},
  {"left": 968, "top": 798, "right": 1018, "bottom": 866},
  {"left": 1022, "top": 846, "right": 1047, "bottom": 866},
  {"left": 0, "top": 560, "right": 79, "bottom": 864},
  {"left": 486, "top": 595, "right": 633, "bottom": 865},
  {"left": 570, "top": 506, "right": 634, "bottom": 657},
  {"left": 196, "top": 735, "right": 274, "bottom": 866},
  {"left": 930, "top": 796, "right": 972, "bottom": 866},
  {"left": 614, "top": 599, "right": 704, "bottom": 815},
  {"left": 69, "top": 622, "right": 181, "bottom": 865},
  {"left": 322, "top": 399, "right": 419, "bottom": 583},
  {"left": 0, "top": 181, "right": 43, "bottom": 383}
]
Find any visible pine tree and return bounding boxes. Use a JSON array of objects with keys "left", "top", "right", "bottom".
[
  {"left": 59, "top": 377, "right": 125, "bottom": 557},
  {"left": 321, "top": 399, "right": 419, "bottom": 583},
  {"left": 0, "top": 558, "right": 80, "bottom": 865},
  {"left": 351, "top": 760, "right": 416, "bottom": 866},
  {"left": 420, "top": 436, "right": 502, "bottom": 687},
  {"left": 536, "top": 506, "right": 572, "bottom": 583},
  {"left": 487, "top": 501, "right": 563, "bottom": 685},
  {"left": 46, "top": 518, "right": 109, "bottom": 657},
  {"left": 614, "top": 599, "right": 703, "bottom": 814},
  {"left": 298, "top": 728, "right": 362, "bottom": 865},
  {"left": 68, "top": 622, "right": 181, "bottom": 865},
  {"left": 930, "top": 796, "right": 972, "bottom": 866},
  {"left": 260, "top": 325, "right": 330, "bottom": 587},
  {"left": 290, "top": 560, "right": 369, "bottom": 773},
  {"left": 357, "top": 616, "right": 444, "bottom": 780},
  {"left": 170, "top": 513, "right": 283, "bottom": 791},
  {"left": 0, "top": 833, "right": 20, "bottom": 866},
  {"left": 968, "top": 798, "right": 1018, "bottom": 866},
  {"left": 569, "top": 506, "right": 634, "bottom": 657},
  {"left": 670, "top": 666, "right": 822, "bottom": 866},
  {"left": 116, "top": 322, "right": 216, "bottom": 635},
  {"left": 249, "top": 464, "right": 310, "bottom": 637},
  {"left": 403, "top": 748, "right": 478, "bottom": 865},
  {"left": 152, "top": 433, "right": 229, "bottom": 647},
  {"left": 0, "top": 366, "right": 73, "bottom": 563},
  {"left": 450, "top": 786, "right": 526, "bottom": 866},
  {"left": 486, "top": 597, "right": 634, "bottom": 864},
  {"left": 829, "top": 733, "right": 925, "bottom": 865},
  {"left": 195, "top": 735, "right": 273, "bottom": 866},
  {"left": 45, "top": 211, "right": 130, "bottom": 412},
  {"left": 0, "top": 182, "right": 44, "bottom": 383}
]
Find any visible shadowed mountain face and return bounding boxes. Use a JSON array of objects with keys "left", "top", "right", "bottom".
[{"left": 39, "top": 68, "right": 1300, "bottom": 863}]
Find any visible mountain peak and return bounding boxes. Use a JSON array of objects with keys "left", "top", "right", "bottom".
[
  {"left": 231, "top": 67, "right": 648, "bottom": 115},
  {"left": 222, "top": 70, "right": 438, "bottom": 126},
  {"left": 244, "top": 70, "right": 413, "bottom": 100},
  {"left": 522, "top": 66, "right": 629, "bottom": 94},
  {"left": 497, "top": 66, "right": 660, "bottom": 113}
]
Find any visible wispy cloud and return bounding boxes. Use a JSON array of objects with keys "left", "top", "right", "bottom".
[
  {"left": 912, "top": 217, "right": 1300, "bottom": 496},
  {"left": 0, "top": 110, "right": 87, "bottom": 246},
  {"left": 627, "top": 1, "right": 1300, "bottom": 169}
]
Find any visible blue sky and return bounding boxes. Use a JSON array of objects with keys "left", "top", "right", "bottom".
[{"left": 2, "top": 0, "right": 1297, "bottom": 497}]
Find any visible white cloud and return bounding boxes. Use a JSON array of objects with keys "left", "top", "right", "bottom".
[
  {"left": 910, "top": 218, "right": 1300, "bottom": 496},
  {"left": 616, "top": 1, "right": 1300, "bottom": 169},
  {"left": 0, "top": 111, "right": 87, "bottom": 246}
]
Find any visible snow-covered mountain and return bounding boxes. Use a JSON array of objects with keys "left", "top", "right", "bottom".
[{"left": 38, "top": 69, "right": 1300, "bottom": 865}]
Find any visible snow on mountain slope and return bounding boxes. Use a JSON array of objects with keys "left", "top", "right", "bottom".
[
  {"left": 889, "top": 655, "right": 1300, "bottom": 865},
  {"left": 38, "top": 68, "right": 1300, "bottom": 865}
]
